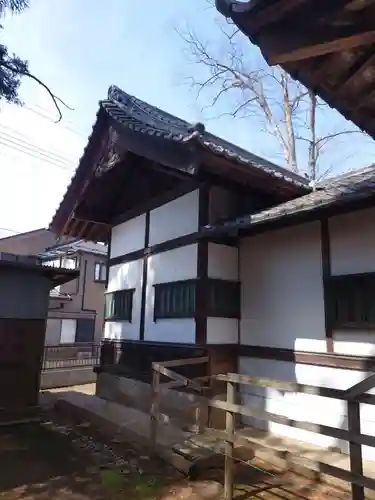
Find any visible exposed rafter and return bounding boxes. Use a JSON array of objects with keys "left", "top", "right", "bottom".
[
  {"left": 337, "top": 51, "right": 375, "bottom": 97},
  {"left": 266, "top": 27, "right": 375, "bottom": 65}
]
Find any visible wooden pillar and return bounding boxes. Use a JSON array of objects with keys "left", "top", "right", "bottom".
[
  {"left": 347, "top": 400, "right": 364, "bottom": 500},
  {"left": 150, "top": 367, "right": 160, "bottom": 453},
  {"left": 224, "top": 381, "right": 235, "bottom": 500}
]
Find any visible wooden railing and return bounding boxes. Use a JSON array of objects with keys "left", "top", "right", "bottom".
[
  {"left": 150, "top": 356, "right": 210, "bottom": 451},
  {"left": 151, "top": 363, "right": 375, "bottom": 500}
]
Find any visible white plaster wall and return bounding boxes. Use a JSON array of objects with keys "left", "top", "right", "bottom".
[
  {"left": 329, "top": 207, "right": 375, "bottom": 276},
  {"left": 207, "top": 317, "right": 238, "bottom": 344},
  {"left": 207, "top": 243, "right": 239, "bottom": 344},
  {"left": 240, "top": 222, "right": 326, "bottom": 350},
  {"left": 104, "top": 321, "right": 139, "bottom": 341},
  {"left": 149, "top": 190, "right": 199, "bottom": 246},
  {"left": 207, "top": 243, "right": 238, "bottom": 280},
  {"left": 330, "top": 208, "right": 375, "bottom": 356},
  {"left": 110, "top": 214, "right": 146, "bottom": 258},
  {"left": 239, "top": 356, "right": 375, "bottom": 461},
  {"left": 238, "top": 214, "right": 375, "bottom": 461},
  {"left": 144, "top": 244, "right": 198, "bottom": 343},
  {"left": 104, "top": 259, "right": 143, "bottom": 340}
]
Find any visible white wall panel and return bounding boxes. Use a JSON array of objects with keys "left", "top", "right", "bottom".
[
  {"left": 207, "top": 243, "right": 238, "bottom": 281},
  {"left": 329, "top": 207, "right": 375, "bottom": 276},
  {"left": 104, "top": 321, "right": 139, "bottom": 341},
  {"left": 144, "top": 244, "right": 198, "bottom": 343},
  {"left": 149, "top": 190, "right": 199, "bottom": 246},
  {"left": 207, "top": 317, "right": 238, "bottom": 344},
  {"left": 105, "top": 260, "right": 143, "bottom": 340},
  {"left": 110, "top": 214, "right": 146, "bottom": 258},
  {"left": 240, "top": 222, "right": 325, "bottom": 349}
]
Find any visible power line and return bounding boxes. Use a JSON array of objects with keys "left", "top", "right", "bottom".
[
  {"left": 0, "top": 138, "right": 75, "bottom": 171},
  {"left": 23, "top": 103, "right": 88, "bottom": 140},
  {"left": 0, "top": 133, "right": 76, "bottom": 171},
  {"left": 0, "top": 125, "right": 77, "bottom": 166}
]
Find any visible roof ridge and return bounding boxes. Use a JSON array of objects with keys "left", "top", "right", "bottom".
[{"left": 105, "top": 85, "right": 309, "bottom": 187}]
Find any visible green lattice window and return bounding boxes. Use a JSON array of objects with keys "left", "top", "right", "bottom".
[{"left": 105, "top": 289, "right": 134, "bottom": 322}]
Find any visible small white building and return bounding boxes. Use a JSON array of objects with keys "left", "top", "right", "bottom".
[{"left": 50, "top": 86, "right": 375, "bottom": 460}]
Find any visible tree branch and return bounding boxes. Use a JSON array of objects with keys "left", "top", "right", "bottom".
[{"left": 178, "top": 19, "right": 369, "bottom": 181}]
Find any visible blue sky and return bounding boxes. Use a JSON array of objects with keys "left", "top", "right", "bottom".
[{"left": 0, "top": 0, "right": 374, "bottom": 237}]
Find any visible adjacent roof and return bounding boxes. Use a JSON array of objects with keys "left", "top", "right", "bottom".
[
  {"left": 0, "top": 252, "right": 79, "bottom": 286},
  {"left": 216, "top": 0, "right": 375, "bottom": 139},
  {"left": 41, "top": 239, "right": 108, "bottom": 259},
  {"left": 205, "top": 164, "right": 375, "bottom": 234},
  {"left": 50, "top": 86, "right": 310, "bottom": 238},
  {"left": 0, "top": 228, "right": 46, "bottom": 242}
]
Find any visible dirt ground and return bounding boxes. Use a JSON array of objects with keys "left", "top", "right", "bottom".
[{"left": 0, "top": 406, "right": 355, "bottom": 500}]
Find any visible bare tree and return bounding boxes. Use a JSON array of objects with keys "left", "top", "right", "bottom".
[{"left": 179, "top": 13, "right": 369, "bottom": 182}]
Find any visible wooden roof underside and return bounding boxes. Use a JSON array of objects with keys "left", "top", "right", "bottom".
[
  {"left": 217, "top": 0, "right": 375, "bottom": 138},
  {"left": 50, "top": 86, "right": 310, "bottom": 242}
]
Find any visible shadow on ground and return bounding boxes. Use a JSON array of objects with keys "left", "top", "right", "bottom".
[{"left": 0, "top": 422, "right": 105, "bottom": 500}]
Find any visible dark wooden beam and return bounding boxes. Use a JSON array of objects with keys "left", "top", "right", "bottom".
[
  {"left": 354, "top": 86, "right": 375, "bottom": 111},
  {"left": 139, "top": 211, "right": 150, "bottom": 341},
  {"left": 245, "top": 0, "right": 306, "bottom": 31},
  {"left": 321, "top": 219, "right": 333, "bottom": 353},
  {"left": 266, "top": 27, "right": 375, "bottom": 65},
  {"left": 337, "top": 52, "right": 375, "bottom": 98},
  {"left": 196, "top": 186, "right": 210, "bottom": 345},
  {"left": 110, "top": 118, "right": 199, "bottom": 176}
]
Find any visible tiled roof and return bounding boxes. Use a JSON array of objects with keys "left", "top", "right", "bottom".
[
  {"left": 205, "top": 165, "right": 375, "bottom": 233},
  {"left": 101, "top": 86, "right": 308, "bottom": 188},
  {"left": 50, "top": 85, "right": 310, "bottom": 235}
]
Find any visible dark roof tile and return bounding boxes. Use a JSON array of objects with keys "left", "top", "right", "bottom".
[
  {"left": 206, "top": 164, "right": 375, "bottom": 233},
  {"left": 50, "top": 85, "right": 310, "bottom": 233},
  {"left": 104, "top": 86, "right": 308, "bottom": 187}
]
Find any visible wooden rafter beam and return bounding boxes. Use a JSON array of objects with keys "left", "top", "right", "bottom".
[
  {"left": 355, "top": 87, "right": 375, "bottom": 110},
  {"left": 266, "top": 27, "right": 375, "bottom": 65},
  {"left": 337, "top": 52, "right": 375, "bottom": 97},
  {"left": 346, "top": 0, "right": 375, "bottom": 12}
]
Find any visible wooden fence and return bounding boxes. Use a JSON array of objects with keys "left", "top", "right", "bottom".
[{"left": 151, "top": 360, "right": 375, "bottom": 500}]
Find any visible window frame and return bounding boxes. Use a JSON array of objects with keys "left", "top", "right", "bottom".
[
  {"left": 104, "top": 289, "right": 135, "bottom": 322},
  {"left": 206, "top": 279, "right": 241, "bottom": 319},
  {"left": 153, "top": 278, "right": 241, "bottom": 321},
  {"left": 94, "top": 261, "right": 107, "bottom": 283},
  {"left": 153, "top": 280, "right": 197, "bottom": 321},
  {"left": 327, "top": 272, "right": 375, "bottom": 330}
]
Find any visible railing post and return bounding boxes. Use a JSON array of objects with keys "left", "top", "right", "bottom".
[
  {"left": 347, "top": 399, "right": 365, "bottom": 500},
  {"left": 224, "top": 380, "right": 235, "bottom": 500},
  {"left": 150, "top": 365, "right": 160, "bottom": 454}
]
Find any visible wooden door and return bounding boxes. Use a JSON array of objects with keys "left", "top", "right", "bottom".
[{"left": 0, "top": 319, "right": 45, "bottom": 414}]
